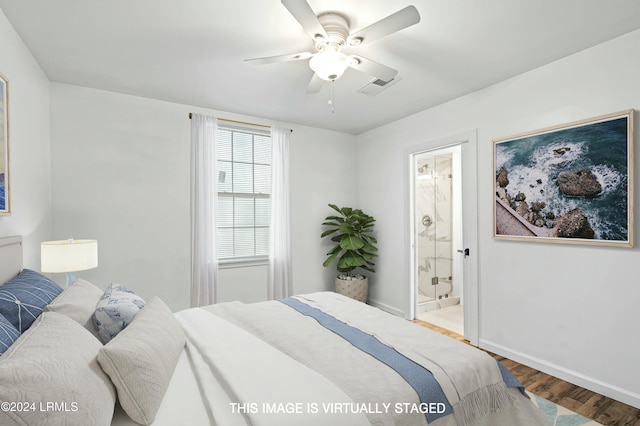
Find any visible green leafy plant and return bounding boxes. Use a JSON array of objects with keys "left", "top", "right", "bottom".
[{"left": 321, "top": 204, "right": 378, "bottom": 276}]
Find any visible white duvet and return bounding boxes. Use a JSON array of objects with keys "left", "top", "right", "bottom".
[{"left": 112, "top": 292, "right": 548, "bottom": 426}]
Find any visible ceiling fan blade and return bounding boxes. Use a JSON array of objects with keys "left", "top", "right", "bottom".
[
  {"left": 347, "top": 6, "right": 420, "bottom": 46},
  {"left": 281, "top": 0, "right": 328, "bottom": 42},
  {"left": 306, "top": 73, "right": 323, "bottom": 94},
  {"left": 348, "top": 55, "right": 398, "bottom": 81},
  {"left": 245, "top": 52, "right": 313, "bottom": 65}
]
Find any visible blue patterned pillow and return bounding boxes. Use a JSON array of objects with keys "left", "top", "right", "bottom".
[
  {"left": 0, "top": 269, "right": 63, "bottom": 333},
  {"left": 0, "top": 314, "right": 19, "bottom": 356},
  {"left": 93, "top": 283, "right": 146, "bottom": 344}
]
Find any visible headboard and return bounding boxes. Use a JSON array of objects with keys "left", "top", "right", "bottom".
[{"left": 0, "top": 235, "right": 23, "bottom": 284}]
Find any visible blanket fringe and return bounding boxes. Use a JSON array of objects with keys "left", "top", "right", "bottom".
[{"left": 452, "top": 382, "right": 513, "bottom": 426}]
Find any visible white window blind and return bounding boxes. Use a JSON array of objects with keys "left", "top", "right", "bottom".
[{"left": 216, "top": 126, "right": 271, "bottom": 260}]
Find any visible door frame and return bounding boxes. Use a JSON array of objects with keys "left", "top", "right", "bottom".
[{"left": 406, "top": 130, "right": 479, "bottom": 345}]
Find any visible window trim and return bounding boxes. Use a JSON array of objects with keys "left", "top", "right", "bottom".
[{"left": 218, "top": 256, "right": 269, "bottom": 269}]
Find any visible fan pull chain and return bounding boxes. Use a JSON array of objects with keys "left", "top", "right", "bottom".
[{"left": 328, "top": 80, "right": 335, "bottom": 113}]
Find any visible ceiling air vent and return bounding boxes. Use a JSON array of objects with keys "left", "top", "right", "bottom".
[{"left": 357, "top": 76, "right": 402, "bottom": 96}]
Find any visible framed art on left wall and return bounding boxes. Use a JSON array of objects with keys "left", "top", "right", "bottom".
[{"left": 0, "top": 72, "right": 8, "bottom": 216}]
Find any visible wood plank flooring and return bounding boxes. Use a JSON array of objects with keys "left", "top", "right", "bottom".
[{"left": 413, "top": 319, "right": 640, "bottom": 426}]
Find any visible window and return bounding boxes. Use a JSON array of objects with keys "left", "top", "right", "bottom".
[{"left": 216, "top": 125, "right": 271, "bottom": 261}]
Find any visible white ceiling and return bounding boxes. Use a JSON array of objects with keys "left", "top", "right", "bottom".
[{"left": 2, "top": 0, "right": 640, "bottom": 134}]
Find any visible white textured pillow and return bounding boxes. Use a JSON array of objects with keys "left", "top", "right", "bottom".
[
  {"left": 0, "top": 312, "right": 116, "bottom": 425},
  {"left": 45, "top": 279, "right": 103, "bottom": 340},
  {"left": 98, "top": 297, "right": 186, "bottom": 425},
  {"left": 93, "top": 283, "right": 146, "bottom": 343}
]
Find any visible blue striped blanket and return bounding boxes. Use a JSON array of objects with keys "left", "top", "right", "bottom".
[{"left": 280, "top": 297, "right": 527, "bottom": 423}]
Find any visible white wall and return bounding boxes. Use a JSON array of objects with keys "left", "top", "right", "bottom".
[
  {"left": 0, "top": 10, "right": 52, "bottom": 268},
  {"left": 356, "top": 30, "right": 640, "bottom": 408},
  {"left": 50, "top": 83, "right": 357, "bottom": 310}
]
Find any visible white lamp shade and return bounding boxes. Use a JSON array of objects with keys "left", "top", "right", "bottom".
[
  {"left": 309, "top": 48, "right": 349, "bottom": 81},
  {"left": 41, "top": 239, "right": 98, "bottom": 273}
]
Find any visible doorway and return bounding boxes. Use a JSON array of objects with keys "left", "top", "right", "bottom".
[
  {"left": 412, "top": 146, "right": 463, "bottom": 334},
  {"left": 407, "top": 131, "right": 478, "bottom": 345}
]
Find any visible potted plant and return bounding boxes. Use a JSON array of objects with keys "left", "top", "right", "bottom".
[{"left": 321, "top": 204, "right": 378, "bottom": 302}]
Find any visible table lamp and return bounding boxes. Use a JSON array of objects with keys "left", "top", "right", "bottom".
[{"left": 41, "top": 239, "right": 98, "bottom": 287}]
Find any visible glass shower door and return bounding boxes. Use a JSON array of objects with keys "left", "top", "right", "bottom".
[{"left": 416, "top": 153, "right": 453, "bottom": 307}]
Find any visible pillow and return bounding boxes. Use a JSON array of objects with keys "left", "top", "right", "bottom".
[
  {"left": 0, "top": 312, "right": 116, "bottom": 425},
  {"left": 44, "top": 279, "right": 103, "bottom": 341},
  {"left": 0, "top": 268, "right": 63, "bottom": 333},
  {"left": 98, "top": 297, "right": 186, "bottom": 425},
  {"left": 93, "top": 283, "right": 146, "bottom": 344},
  {"left": 0, "top": 314, "right": 19, "bottom": 356}
]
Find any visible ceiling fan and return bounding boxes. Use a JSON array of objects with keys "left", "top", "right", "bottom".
[{"left": 245, "top": 0, "right": 421, "bottom": 94}]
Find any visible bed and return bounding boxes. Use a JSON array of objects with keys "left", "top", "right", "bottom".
[{"left": 0, "top": 236, "right": 547, "bottom": 425}]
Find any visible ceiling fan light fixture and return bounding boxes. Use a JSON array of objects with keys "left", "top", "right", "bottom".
[
  {"left": 246, "top": 2, "right": 421, "bottom": 92},
  {"left": 309, "top": 47, "right": 349, "bottom": 81}
]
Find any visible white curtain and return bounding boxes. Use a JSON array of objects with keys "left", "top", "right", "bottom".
[
  {"left": 190, "top": 114, "right": 218, "bottom": 307},
  {"left": 268, "top": 126, "right": 292, "bottom": 299}
]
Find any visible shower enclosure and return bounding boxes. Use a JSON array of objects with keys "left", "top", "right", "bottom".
[{"left": 414, "top": 150, "right": 461, "bottom": 313}]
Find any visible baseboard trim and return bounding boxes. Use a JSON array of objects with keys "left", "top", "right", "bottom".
[
  {"left": 367, "top": 298, "right": 405, "bottom": 317},
  {"left": 480, "top": 339, "right": 640, "bottom": 410}
]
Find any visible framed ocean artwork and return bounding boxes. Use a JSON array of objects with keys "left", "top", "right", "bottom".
[
  {"left": 493, "top": 110, "right": 634, "bottom": 247},
  {"left": 0, "top": 72, "right": 8, "bottom": 216}
]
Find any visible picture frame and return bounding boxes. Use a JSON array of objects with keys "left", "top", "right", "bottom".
[
  {"left": 0, "top": 72, "right": 8, "bottom": 216},
  {"left": 493, "top": 109, "right": 634, "bottom": 247}
]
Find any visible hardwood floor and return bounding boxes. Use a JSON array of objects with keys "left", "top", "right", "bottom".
[{"left": 413, "top": 319, "right": 640, "bottom": 426}]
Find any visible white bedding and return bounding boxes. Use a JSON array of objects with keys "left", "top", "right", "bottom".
[
  {"left": 178, "top": 308, "right": 370, "bottom": 426},
  {"left": 112, "top": 292, "right": 548, "bottom": 426},
  {"left": 111, "top": 349, "right": 212, "bottom": 425}
]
